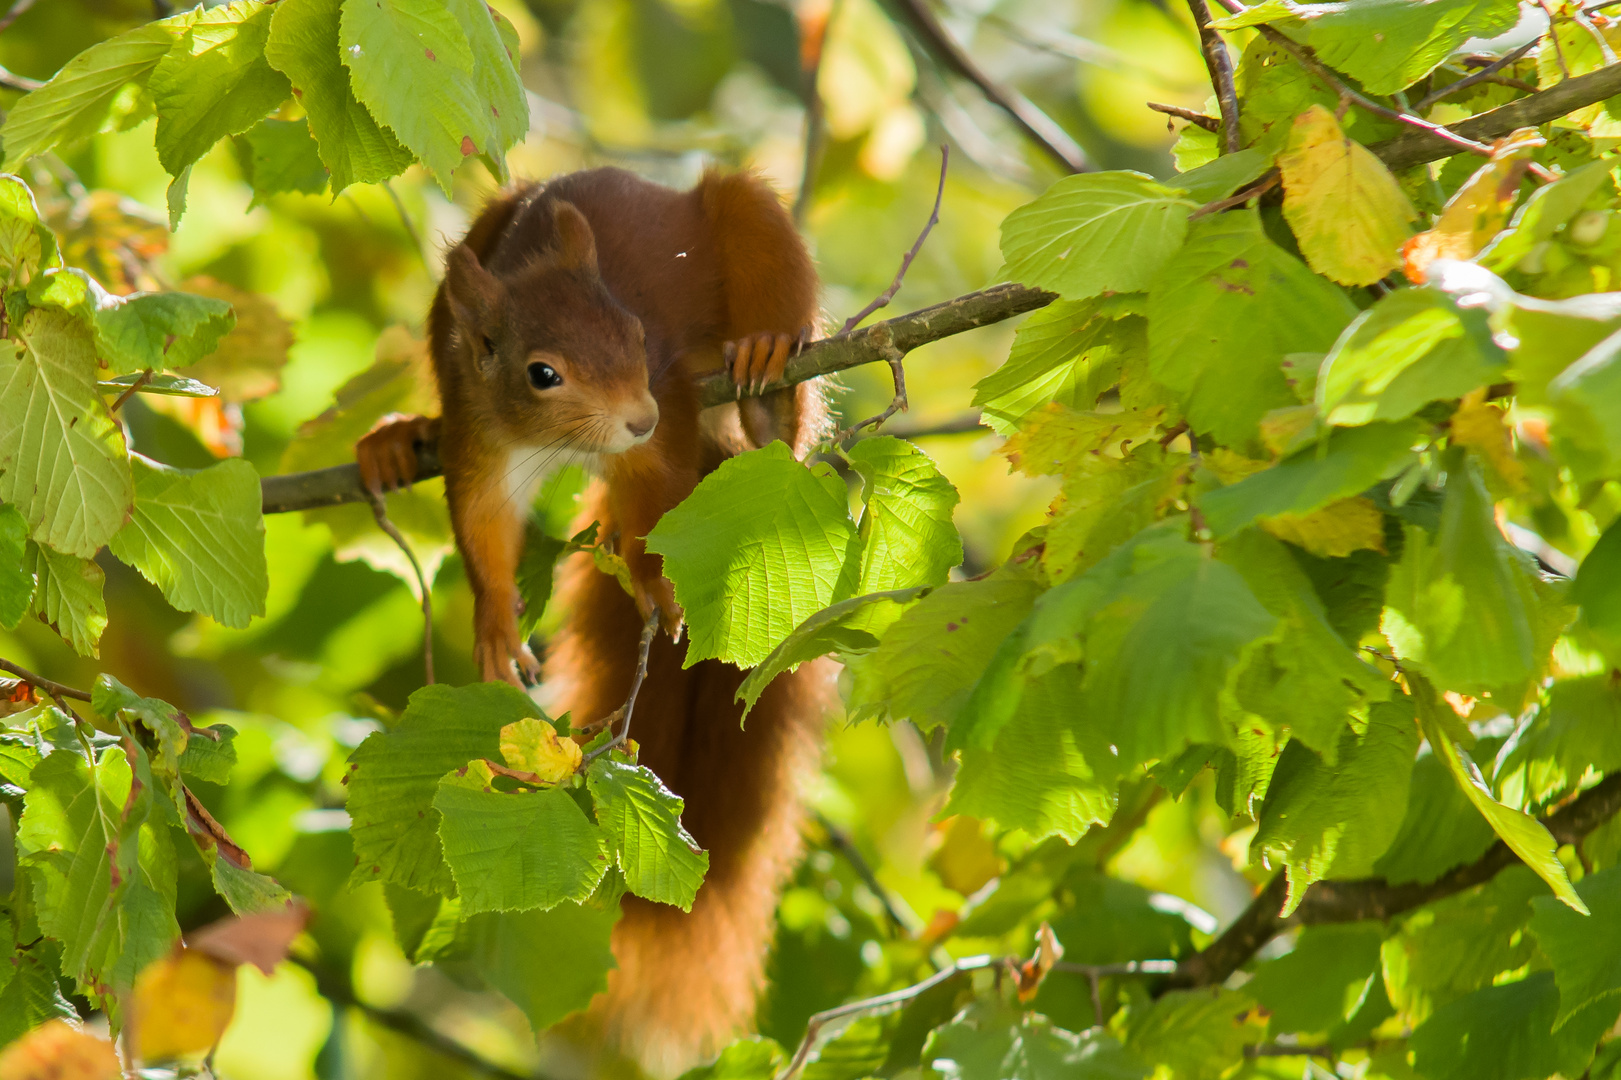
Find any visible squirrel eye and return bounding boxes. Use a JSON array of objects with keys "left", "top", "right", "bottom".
[
  {"left": 528, "top": 362, "right": 563, "bottom": 390},
  {"left": 480, "top": 334, "right": 496, "bottom": 354}
]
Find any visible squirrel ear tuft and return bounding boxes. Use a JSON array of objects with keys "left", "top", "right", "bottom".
[{"left": 551, "top": 200, "right": 598, "bottom": 274}]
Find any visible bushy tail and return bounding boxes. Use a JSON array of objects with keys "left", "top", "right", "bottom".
[{"left": 545, "top": 547, "right": 829, "bottom": 1076}]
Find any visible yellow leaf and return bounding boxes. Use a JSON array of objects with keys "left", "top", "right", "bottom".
[
  {"left": 499, "top": 717, "right": 582, "bottom": 783},
  {"left": 0, "top": 1021, "right": 120, "bottom": 1080},
  {"left": 176, "top": 277, "right": 294, "bottom": 403},
  {"left": 1450, "top": 391, "right": 1526, "bottom": 491},
  {"left": 592, "top": 546, "right": 636, "bottom": 598},
  {"left": 130, "top": 947, "right": 238, "bottom": 1063},
  {"left": 1402, "top": 130, "right": 1540, "bottom": 282},
  {"left": 927, "top": 815, "right": 1002, "bottom": 896},
  {"left": 1278, "top": 105, "right": 1417, "bottom": 286},
  {"left": 1001, "top": 402, "right": 1163, "bottom": 478},
  {"left": 1259, "top": 404, "right": 1321, "bottom": 458},
  {"left": 1260, "top": 496, "right": 1386, "bottom": 557}
]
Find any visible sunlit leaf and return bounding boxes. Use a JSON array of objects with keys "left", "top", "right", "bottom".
[
  {"left": 467, "top": 900, "right": 619, "bottom": 1032},
  {"left": 24, "top": 541, "right": 107, "bottom": 658},
  {"left": 587, "top": 758, "right": 709, "bottom": 911},
  {"left": 1529, "top": 866, "right": 1621, "bottom": 1027}
]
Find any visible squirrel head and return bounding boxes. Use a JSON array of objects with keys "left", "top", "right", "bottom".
[{"left": 442, "top": 199, "right": 658, "bottom": 455}]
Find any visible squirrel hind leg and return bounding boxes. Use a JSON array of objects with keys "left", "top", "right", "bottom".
[{"left": 355, "top": 413, "right": 438, "bottom": 494}]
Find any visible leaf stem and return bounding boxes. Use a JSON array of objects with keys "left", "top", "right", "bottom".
[
  {"left": 583, "top": 609, "right": 660, "bottom": 764},
  {"left": 0, "top": 656, "right": 93, "bottom": 702},
  {"left": 365, "top": 491, "right": 434, "bottom": 685}
]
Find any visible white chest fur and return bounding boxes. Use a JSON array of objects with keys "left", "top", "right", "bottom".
[{"left": 501, "top": 442, "right": 599, "bottom": 511}]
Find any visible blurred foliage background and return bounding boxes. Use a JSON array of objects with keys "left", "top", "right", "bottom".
[{"left": 0, "top": 1, "right": 1226, "bottom": 1075}]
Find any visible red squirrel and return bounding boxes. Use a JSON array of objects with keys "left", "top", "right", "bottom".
[{"left": 356, "top": 167, "right": 831, "bottom": 1072}]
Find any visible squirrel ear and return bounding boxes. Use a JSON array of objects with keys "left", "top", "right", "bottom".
[
  {"left": 551, "top": 200, "right": 598, "bottom": 274},
  {"left": 444, "top": 244, "right": 504, "bottom": 376}
]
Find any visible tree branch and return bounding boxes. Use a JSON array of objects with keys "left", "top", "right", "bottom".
[
  {"left": 883, "top": 0, "right": 1090, "bottom": 172},
  {"left": 1373, "top": 60, "right": 1621, "bottom": 171},
  {"left": 259, "top": 283, "right": 1054, "bottom": 515},
  {"left": 1187, "top": 0, "right": 1241, "bottom": 154},
  {"left": 0, "top": 657, "right": 93, "bottom": 702},
  {"left": 1169, "top": 772, "right": 1621, "bottom": 990},
  {"left": 258, "top": 59, "right": 1621, "bottom": 516}
]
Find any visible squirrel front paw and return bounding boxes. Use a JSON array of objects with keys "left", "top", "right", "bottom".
[
  {"left": 474, "top": 608, "right": 542, "bottom": 687},
  {"left": 356, "top": 413, "right": 437, "bottom": 495},
  {"left": 724, "top": 331, "right": 807, "bottom": 396},
  {"left": 634, "top": 573, "right": 684, "bottom": 639}
]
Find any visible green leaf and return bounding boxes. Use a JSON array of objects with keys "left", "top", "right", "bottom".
[
  {"left": 26, "top": 540, "right": 107, "bottom": 658},
  {"left": 1479, "top": 158, "right": 1614, "bottom": 274},
  {"left": 243, "top": 117, "right": 328, "bottom": 202},
  {"left": 972, "top": 297, "right": 1148, "bottom": 435},
  {"left": 337, "top": 0, "right": 526, "bottom": 191},
  {"left": 647, "top": 442, "right": 860, "bottom": 667},
  {"left": 96, "top": 372, "right": 219, "bottom": 398},
  {"left": 1198, "top": 420, "right": 1421, "bottom": 539},
  {"left": 1219, "top": 529, "right": 1391, "bottom": 757},
  {"left": 434, "top": 762, "right": 609, "bottom": 914},
  {"left": 15, "top": 746, "right": 179, "bottom": 997},
  {"left": 1317, "top": 289, "right": 1506, "bottom": 426},
  {"left": 1497, "top": 677, "right": 1621, "bottom": 808},
  {"left": 149, "top": 0, "right": 291, "bottom": 182},
  {"left": 1419, "top": 692, "right": 1585, "bottom": 913},
  {"left": 1383, "top": 867, "right": 1544, "bottom": 1021},
  {"left": 107, "top": 455, "right": 268, "bottom": 629},
  {"left": 1074, "top": 528, "right": 1280, "bottom": 766},
  {"left": 264, "top": 0, "right": 414, "bottom": 193},
  {"left": 927, "top": 1000, "right": 1148, "bottom": 1080},
  {"left": 1125, "top": 988, "right": 1265, "bottom": 1079},
  {"left": 1371, "top": 749, "right": 1498, "bottom": 885},
  {"left": 805, "top": 1013, "right": 902, "bottom": 1080},
  {"left": 0, "top": 309, "right": 134, "bottom": 558},
  {"left": 1001, "top": 172, "right": 1196, "bottom": 300},
  {"left": 0, "top": 175, "right": 61, "bottom": 286},
  {"left": 0, "top": 939, "right": 76, "bottom": 1044},
  {"left": 0, "top": 501, "right": 30, "bottom": 629},
  {"left": 945, "top": 665, "right": 1117, "bottom": 843},
  {"left": 346, "top": 682, "right": 543, "bottom": 894},
  {"left": 0, "top": 11, "right": 199, "bottom": 170},
  {"left": 677, "top": 1037, "right": 786, "bottom": 1080},
  {"left": 846, "top": 437, "right": 961, "bottom": 594},
  {"left": 1253, "top": 701, "right": 1418, "bottom": 914},
  {"left": 1170, "top": 148, "right": 1273, "bottom": 204},
  {"left": 93, "top": 290, "right": 236, "bottom": 376},
  {"left": 210, "top": 853, "right": 293, "bottom": 914},
  {"left": 1547, "top": 323, "right": 1621, "bottom": 481},
  {"left": 737, "top": 587, "right": 926, "bottom": 720},
  {"left": 467, "top": 900, "right": 619, "bottom": 1032},
  {"left": 178, "top": 723, "right": 237, "bottom": 785},
  {"left": 844, "top": 564, "right": 1042, "bottom": 730},
  {"left": 1409, "top": 972, "right": 1620, "bottom": 1080},
  {"left": 1530, "top": 866, "right": 1621, "bottom": 1027},
  {"left": 1384, "top": 457, "right": 1547, "bottom": 695},
  {"left": 1246, "top": 923, "right": 1384, "bottom": 1035},
  {"left": 93, "top": 673, "right": 188, "bottom": 781},
  {"left": 1047, "top": 869, "right": 1202, "bottom": 966},
  {"left": 586, "top": 759, "right": 709, "bottom": 911},
  {"left": 1299, "top": 0, "right": 1521, "bottom": 95},
  {"left": 1574, "top": 518, "right": 1621, "bottom": 652},
  {"left": 1148, "top": 210, "right": 1357, "bottom": 447}
]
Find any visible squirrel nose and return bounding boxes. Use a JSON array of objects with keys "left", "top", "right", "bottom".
[{"left": 625, "top": 410, "right": 657, "bottom": 439}]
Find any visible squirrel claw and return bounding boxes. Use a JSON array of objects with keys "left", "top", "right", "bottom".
[{"left": 724, "top": 332, "right": 795, "bottom": 396}]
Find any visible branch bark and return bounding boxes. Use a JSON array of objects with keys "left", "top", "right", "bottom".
[
  {"left": 1169, "top": 772, "right": 1621, "bottom": 990},
  {"left": 260, "top": 283, "right": 1054, "bottom": 515}
]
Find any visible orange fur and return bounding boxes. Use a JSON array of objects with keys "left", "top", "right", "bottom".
[{"left": 360, "top": 166, "right": 832, "bottom": 1073}]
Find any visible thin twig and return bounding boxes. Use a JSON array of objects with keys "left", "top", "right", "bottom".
[
  {"left": 1540, "top": 0, "right": 1573, "bottom": 78},
  {"left": 815, "top": 811, "right": 921, "bottom": 934},
  {"left": 0, "top": 657, "right": 93, "bottom": 702},
  {"left": 1189, "top": 168, "right": 1279, "bottom": 220},
  {"left": 366, "top": 491, "right": 435, "bottom": 685},
  {"left": 837, "top": 337, "right": 910, "bottom": 441},
  {"left": 0, "top": 62, "right": 42, "bottom": 92},
  {"left": 0, "top": 0, "right": 39, "bottom": 35},
  {"left": 292, "top": 957, "right": 548, "bottom": 1080},
  {"left": 109, "top": 368, "right": 154, "bottom": 413},
  {"left": 777, "top": 955, "right": 998, "bottom": 1080},
  {"left": 583, "top": 609, "right": 659, "bottom": 763},
  {"left": 1147, "top": 101, "right": 1220, "bottom": 132},
  {"left": 1412, "top": 42, "right": 1538, "bottom": 113},
  {"left": 840, "top": 146, "right": 948, "bottom": 333},
  {"left": 384, "top": 181, "right": 431, "bottom": 272},
  {"left": 1053, "top": 960, "right": 1179, "bottom": 977},
  {"left": 1187, "top": 0, "right": 1241, "bottom": 153},
  {"left": 885, "top": 412, "right": 986, "bottom": 439},
  {"left": 886, "top": 0, "right": 1089, "bottom": 172}
]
